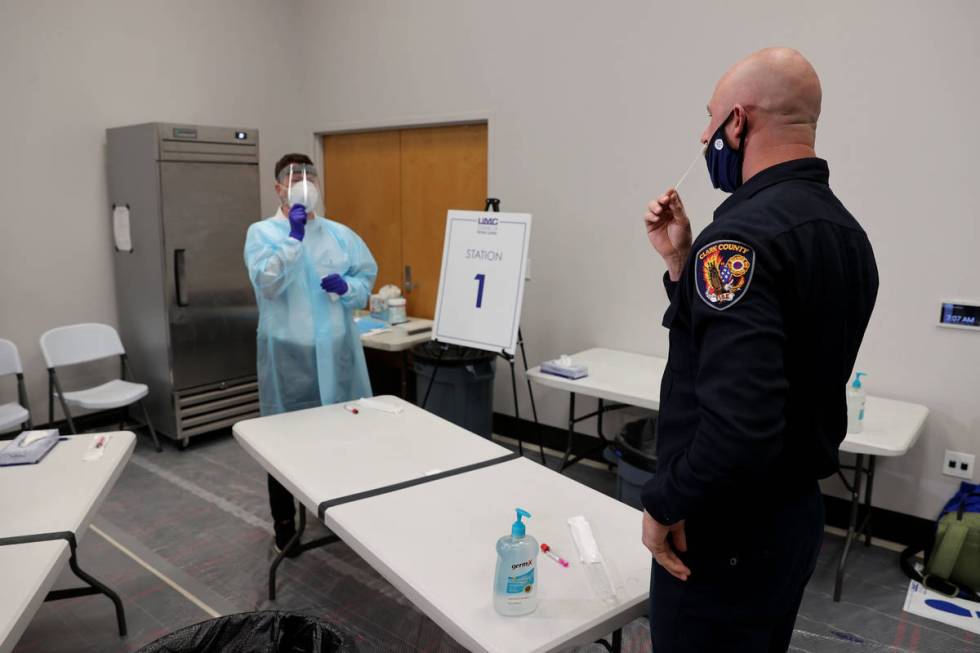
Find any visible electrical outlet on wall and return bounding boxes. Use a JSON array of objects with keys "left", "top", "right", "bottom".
[{"left": 942, "top": 450, "right": 975, "bottom": 480}]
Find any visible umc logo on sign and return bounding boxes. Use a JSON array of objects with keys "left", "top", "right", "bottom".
[{"left": 477, "top": 215, "right": 499, "bottom": 234}]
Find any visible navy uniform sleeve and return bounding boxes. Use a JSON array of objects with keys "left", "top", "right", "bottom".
[
  {"left": 644, "top": 236, "right": 788, "bottom": 524},
  {"left": 663, "top": 271, "right": 679, "bottom": 301}
]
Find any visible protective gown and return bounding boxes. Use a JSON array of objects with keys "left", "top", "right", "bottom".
[{"left": 244, "top": 210, "right": 377, "bottom": 415}]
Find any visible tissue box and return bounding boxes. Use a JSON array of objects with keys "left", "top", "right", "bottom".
[
  {"left": 0, "top": 429, "right": 60, "bottom": 466},
  {"left": 541, "top": 359, "right": 589, "bottom": 380}
]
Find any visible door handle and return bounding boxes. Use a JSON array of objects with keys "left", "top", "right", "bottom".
[
  {"left": 404, "top": 265, "right": 415, "bottom": 293},
  {"left": 175, "top": 249, "right": 189, "bottom": 307}
]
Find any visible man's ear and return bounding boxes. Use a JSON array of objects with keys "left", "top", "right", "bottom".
[{"left": 729, "top": 104, "right": 748, "bottom": 145}]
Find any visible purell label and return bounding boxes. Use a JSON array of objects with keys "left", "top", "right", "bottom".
[{"left": 506, "top": 564, "right": 535, "bottom": 595}]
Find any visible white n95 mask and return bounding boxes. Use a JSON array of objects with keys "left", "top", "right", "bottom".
[{"left": 287, "top": 180, "right": 319, "bottom": 212}]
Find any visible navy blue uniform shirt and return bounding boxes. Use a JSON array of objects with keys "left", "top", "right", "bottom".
[{"left": 641, "top": 158, "right": 879, "bottom": 526}]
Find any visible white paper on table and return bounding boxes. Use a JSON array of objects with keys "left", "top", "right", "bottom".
[
  {"left": 568, "top": 515, "right": 618, "bottom": 602},
  {"left": 903, "top": 580, "right": 980, "bottom": 634},
  {"left": 113, "top": 205, "right": 132, "bottom": 252},
  {"left": 357, "top": 397, "right": 404, "bottom": 414},
  {"left": 568, "top": 515, "right": 601, "bottom": 562},
  {"left": 83, "top": 433, "right": 112, "bottom": 462}
]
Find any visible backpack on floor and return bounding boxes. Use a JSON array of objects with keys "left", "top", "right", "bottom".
[{"left": 900, "top": 481, "right": 980, "bottom": 602}]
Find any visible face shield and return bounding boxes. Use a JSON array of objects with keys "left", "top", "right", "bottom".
[{"left": 277, "top": 163, "right": 320, "bottom": 212}]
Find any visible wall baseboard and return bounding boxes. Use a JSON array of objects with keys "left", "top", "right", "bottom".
[
  {"left": 492, "top": 412, "right": 935, "bottom": 548},
  {"left": 821, "top": 494, "right": 933, "bottom": 548},
  {"left": 492, "top": 412, "right": 606, "bottom": 461}
]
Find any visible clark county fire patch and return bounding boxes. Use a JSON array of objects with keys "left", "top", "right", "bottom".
[{"left": 694, "top": 240, "right": 755, "bottom": 310}]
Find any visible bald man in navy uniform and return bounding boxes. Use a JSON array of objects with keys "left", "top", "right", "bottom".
[{"left": 641, "top": 48, "right": 879, "bottom": 652}]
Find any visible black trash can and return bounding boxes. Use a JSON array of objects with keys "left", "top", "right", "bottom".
[
  {"left": 413, "top": 342, "right": 496, "bottom": 438},
  {"left": 135, "top": 611, "right": 356, "bottom": 653},
  {"left": 607, "top": 417, "right": 658, "bottom": 509}
]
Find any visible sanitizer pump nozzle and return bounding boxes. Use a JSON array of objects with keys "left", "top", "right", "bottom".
[{"left": 512, "top": 508, "right": 531, "bottom": 537}]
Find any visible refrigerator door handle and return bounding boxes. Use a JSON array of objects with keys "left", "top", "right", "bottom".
[{"left": 175, "top": 249, "right": 189, "bottom": 306}]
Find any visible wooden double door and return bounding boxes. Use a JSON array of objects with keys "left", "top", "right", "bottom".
[{"left": 322, "top": 123, "right": 488, "bottom": 318}]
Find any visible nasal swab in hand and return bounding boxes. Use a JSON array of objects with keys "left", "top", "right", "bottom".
[{"left": 673, "top": 143, "right": 708, "bottom": 192}]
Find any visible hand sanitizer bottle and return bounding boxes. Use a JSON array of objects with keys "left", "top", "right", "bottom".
[
  {"left": 493, "top": 508, "right": 538, "bottom": 616},
  {"left": 846, "top": 372, "right": 867, "bottom": 434}
]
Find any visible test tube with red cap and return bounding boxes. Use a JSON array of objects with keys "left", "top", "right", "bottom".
[{"left": 541, "top": 543, "right": 569, "bottom": 568}]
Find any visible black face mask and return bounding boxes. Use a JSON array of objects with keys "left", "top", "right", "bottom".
[{"left": 705, "top": 111, "right": 747, "bottom": 193}]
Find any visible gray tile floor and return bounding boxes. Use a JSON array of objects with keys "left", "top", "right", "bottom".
[{"left": 12, "top": 430, "right": 979, "bottom": 652}]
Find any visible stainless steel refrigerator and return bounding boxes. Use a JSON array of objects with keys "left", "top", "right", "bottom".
[{"left": 106, "top": 123, "right": 261, "bottom": 448}]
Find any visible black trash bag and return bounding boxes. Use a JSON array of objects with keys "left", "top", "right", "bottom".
[
  {"left": 614, "top": 417, "right": 658, "bottom": 473},
  {"left": 135, "top": 611, "right": 357, "bottom": 653},
  {"left": 412, "top": 341, "right": 496, "bottom": 366}
]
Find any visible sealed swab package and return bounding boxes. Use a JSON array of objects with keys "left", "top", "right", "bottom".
[{"left": 567, "top": 515, "right": 620, "bottom": 604}]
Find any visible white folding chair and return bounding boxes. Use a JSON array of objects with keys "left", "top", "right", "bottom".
[
  {"left": 0, "top": 339, "right": 32, "bottom": 434},
  {"left": 39, "top": 323, "right": 161, "bottom": 451}
]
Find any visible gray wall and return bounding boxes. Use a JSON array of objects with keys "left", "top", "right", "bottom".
[
  {"left": 298, "top": 0, "right": 979, "bottom": 520},
  {"left": 0, "top": 0, "right": 311, "bottom": 419},
  {"left": 0, "top": 0, "right": 976, "bottom": 522}
]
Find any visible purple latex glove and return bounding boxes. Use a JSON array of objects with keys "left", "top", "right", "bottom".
[
  {"left": 320, "top": 274, "right": 348, "bottom": 296},
  {"left": 288, "top": 204, "right": 307, "bottom": 241}
]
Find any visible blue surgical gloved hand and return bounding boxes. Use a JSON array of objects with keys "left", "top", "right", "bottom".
[
  {"left": 287, "top": 204, "right": 307, "bottom": 241},
  {"left": 320, "top": 274, "right": 349, "bottom": 296}
]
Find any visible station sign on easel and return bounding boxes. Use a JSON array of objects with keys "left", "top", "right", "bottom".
[{"left": 432, "top": 209, "right": 532, "bottom": 355}]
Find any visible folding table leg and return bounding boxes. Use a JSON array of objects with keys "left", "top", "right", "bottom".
[
  {"left": 268, "top": 503, "right": 306, "bottom": 601},
  {"left": 67, "top": 550, "right": 127, "bottom": 637},
  {"left": 268, "top": 505, "right": 340, "bottom": 600},
  {"left": 45, "top": 536, "right": 127, "bottom": 637},
  {"left": 559, "top": 393, "right": 576, "bottom": 471},
  {"left": 595, "top": 628, "right": 622, "bottom": 652},
  {"left": 401, "top": 351, "right": 410, "bottom": 400},
  {"left": 863, "top": 455, "right": 876, "bottom": 547},
  {"left": 834, "top": 453, "right": 864, "bottom": 602},
  {"left": 596, "top": 398, "right": 614, "bottom": 470}
]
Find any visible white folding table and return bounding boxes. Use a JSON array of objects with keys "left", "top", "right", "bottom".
[
  {"left": 359, "top": 317, "right": 433, "bottom": 353},
  {"left": 0, "top": 542, "right": 68, "bottom": 653},
  {"left": 528, "top": 349, "right": 930, "bottom": 603},
  {"left": 527, "top": 348, "right": 666, "bottom": 472},
  {"left": 233, "top": 398, "right": 651, "bottom": 653},
  {"left": 0, "top": 432, "right": 135, "bottom": 653},
  {"left": 833, "top": 397, "right": 929, "bottom": 601}
]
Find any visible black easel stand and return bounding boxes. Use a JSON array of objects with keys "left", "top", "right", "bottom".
[{"left": 420, "top": 198, "right": 546, "bottom": 465}]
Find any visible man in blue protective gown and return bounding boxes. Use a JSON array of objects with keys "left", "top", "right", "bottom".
[
  {"left": 244, "top": 153, "right": 377, "bottom": 554},
  {"left": 641, "top": 49, "right": 878, "bottom": 651}
]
